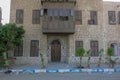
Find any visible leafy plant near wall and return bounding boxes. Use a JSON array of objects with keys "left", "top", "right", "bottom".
[
  {"left": 76, "top": 47, "right": 85, "bottom": 68},
  {"left": 107, "top": 47, "right": 114, "bottom": 57},
  {"left": 106, "top": 47, "right": 119, "bottom": 68}
]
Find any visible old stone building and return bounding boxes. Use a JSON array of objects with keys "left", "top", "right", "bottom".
[
  {"left": 10, "top": 0, "right": 120, "bottom": 64},
  {"left": 0, "top": 7, "right": 2, "bottom": 23}
]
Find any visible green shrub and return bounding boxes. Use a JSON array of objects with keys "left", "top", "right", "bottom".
[
  {"left": 107, "top": 47, "right": 114, "bottom": 57},
  {"left": 77, "top": 47, "right": 85, "bottom": 57},
  {"left": 106, "top": 47, "right": 119, "bottom": 68}
]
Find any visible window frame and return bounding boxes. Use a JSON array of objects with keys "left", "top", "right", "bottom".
[
  {"left": 16, "top": 9, "right": 24, "bottom": 24},
  {"left": 75, "top": 10, "right": 82, "bottom": 25},
  {"left": 118, "top": 11, "right": 120, "bottom": 24},
  {"left": 88, "top": 11, "right": 98, "bottom": 25},
  {"left": 32, "top": 10, "right": 40, "bottom": 24},
  {"left": 14, "top": 45, "right": 23, "bottom": 57},
  {"left": 30, "top": 40, "right": 39, "bottom": 57},
  {"left": 90, "top": 40, "right": 99, "bottom": 56},
  {"left": 108, "top": 11, "right": 116, "bottom": 25}
]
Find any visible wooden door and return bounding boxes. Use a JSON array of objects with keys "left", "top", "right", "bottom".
[{"left": 51, "top": 40, "right": 61, "bottom": 62}]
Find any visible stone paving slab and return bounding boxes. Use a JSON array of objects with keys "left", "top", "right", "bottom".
[{"left": 11, "top": 62, "right": 120, "bottom": 69}]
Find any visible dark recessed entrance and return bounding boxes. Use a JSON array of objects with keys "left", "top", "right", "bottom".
[{"left": 51, "top": 40, "right": 61, "bottom": 62}]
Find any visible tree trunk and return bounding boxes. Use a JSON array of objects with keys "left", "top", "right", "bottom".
[
  {"left": 80, "top": 56, "right": 82, "bottom": 67},
  {"left": 111, "top": 64, "right": 114, "bottom": 68}
]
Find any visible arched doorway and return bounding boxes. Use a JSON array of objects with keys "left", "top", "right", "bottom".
[{"left": 51, "top": 40, "right": 61, "bottom": 62}]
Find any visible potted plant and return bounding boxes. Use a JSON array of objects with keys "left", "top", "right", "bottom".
[
  {"left": 106, "top": 47, "right": 119, "bottom": 68},
  {"left": 97, "top": 49, "right": 103, "bottom": 68},
  {"left": 76, "top": 47, "right": 85, "bottom": 68},
  {"left": 87, "top": 49, "right": 92, "bottom": 68}
]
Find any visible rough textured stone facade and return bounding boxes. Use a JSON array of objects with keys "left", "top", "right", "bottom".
[
  {"left": 10, "top": 0, "right": 120, "bottom": 65},
  {"left": 103, "top": 2, "right": 120, "bottom": 49}
]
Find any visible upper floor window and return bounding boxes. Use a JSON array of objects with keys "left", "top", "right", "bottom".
[
  {"left": 60, "top": 9, "right": 63, "bottom": 16},
  {"left": 75, "top": 10, "right": 82, "bottom": 25},
  {"left": 42, "top": 8, "right": 74, "bottom": 21},
  {"left": 54, "top": 9, "right": 58, "bottom": 16},
  {"left": 71, "top": 9, "right": 74, "bottom": 16},
  {"left": 118, "top": 11, "right": 120, "bottom": 24},
  {"left": 108, "top": 11, "right": 116, "bottom": 25},
  {"left": 40, "top": 9, "right": 44, "bottom": 16},
  {"left": 59, "top": 9, "right": 69, "bottom": 21},
  {"left": 44, "top": 9, "right": 48, "bottom": 15},
  {"left": 65, "top": 9, "right": 69, "bottom": 16},
  {"left": 48, "top": 9, "right": 53, "bottom": 16},
  {"left": 16, "top": 9, "right": 24, "bottom": 24},
  {"left": 48, "top": 9, "right": 53, "bottom": 21},
  {"left": 88, "top": 11, "right": 98, "bottom": 25},
  {"left": 32, "top": 10, "right": 40, "bottom": 24}
]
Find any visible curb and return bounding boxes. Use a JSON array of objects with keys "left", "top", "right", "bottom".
[{"left": 1, "top": 68, "right": 120, "bottom": 73}]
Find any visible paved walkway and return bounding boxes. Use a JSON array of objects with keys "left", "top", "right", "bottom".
[
  {"left": 12, "top": 62, "right": 73, "bottom": 69},
  {"left": 10, "top": 62, "right": 120, "bottom": 70}
]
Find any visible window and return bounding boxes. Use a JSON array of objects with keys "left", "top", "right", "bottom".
[
  {"left": 14, "top": 45, "right": 23, "bottom": 57},
  {"left": 59, "top": 9, "right": 68, "bottom": 21},
  {"left": 60, "top": 9, "right": 63, "bottom": 16},
  {"left": 65, "top": 9, "right": 69, "bottom": 16},
  {"left": 71, "top": 9, "right": 74, "bottom": 16},
  {"left": 108, "top": 11, "right": 116, "bottom": 25},
  {"left": 48, "top": 9, "right": 53, "bottom": 16},
  {"left": 65, "top": 9, "right": 69, "bottom": 20},
  {"left": 44, "top": 9, "right": 48, "bottom": 15},
  {"left": 40, "top": 9, "right": 44, "bottom": 16},
  {"left": 88, "top": 11, "right": 98, "bottom": 25},
  {"left": 75, "top": 10, "right": 82, "bottom": 25},
  {"left": 54, "top": 9, "right": 58, "bottom": 16},
  {"left": 16, "top": 9, "right": 24, "bottom": 24},
  {"left": 75, "top": 41, "right": 83, "bottom": 56},
  {"left": 90, "top": 41, "right": 99, "bottom": 56},
  {"left": 32, "top": 10, "right": 40, "bottom": 24},
  {"left": 30, "top": 40, "right": 39, "bottom": 57},
  {"left": 118, "top": 11, "right": 120, "bottom": 24},
  {"left": 48, "top": 9, "right": 53, "bottom": 21}
]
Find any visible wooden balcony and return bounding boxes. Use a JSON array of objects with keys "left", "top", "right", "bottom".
[{"left": 42, "top": 16, "right": 75, "bottom": 34}]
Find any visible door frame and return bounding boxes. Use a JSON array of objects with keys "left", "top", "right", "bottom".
[{"left": 51, "top": 40, "right": 61, "bottom": 62}]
